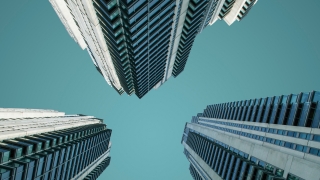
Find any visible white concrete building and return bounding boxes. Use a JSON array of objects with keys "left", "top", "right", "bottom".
[
  {"left": 182, "top": 91, "right": 320, "bottom": 180},
  {"left": 0, "top": 108, "right": 112, "bottom": 179},
  {"left": 209, "top": 0, "right": 258, "bottom": 26}
]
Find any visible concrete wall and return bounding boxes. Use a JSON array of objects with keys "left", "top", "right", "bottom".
[
  {"left": 0, "top": 108, "right": 65, "bottom": 119},
  {"left": 0, "top": 113, "right": 100, "bottom": 140}
]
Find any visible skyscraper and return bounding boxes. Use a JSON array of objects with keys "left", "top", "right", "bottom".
[
  {"left": 49, "top": 0, "right": 257, "bottom": 98},
  {"left": 0, "top": 108, "right": 112, "bottom": 180},
  {"left": 182, "top": 91, "right": 320, "bottom": 179}
]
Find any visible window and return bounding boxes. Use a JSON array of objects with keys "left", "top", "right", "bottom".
[
  {"left": 268, "top": 128, "right": 274, "bottom": 133},
  {"left": 284, "top": 142, "right": 294, "bottom": 149},
  {"left": 309, "top": 148, "right": 320, "bottom": 156},
  {"left": 250, "top": 156, "right": 258, "bottom": 163},
  {"left": 265, "top": 164, "right": 274, "bottom": 172},
  {"left": 32, "top": 155, "right": 44, "bottom": 177},
  {"left": 300, "top": 93, "right": 309, "bottom": 103},
  {"left": 282, "top": 96, "right": 288, "bottom": 104},
  {"left": 277, "top": 130, "right": 284, "bottom": 135},
  {"left": 275, "top": 169, "right": 284, "bottom": 177},
  {"left": 313, "top": 135, "right": 320, "bottom": 142},
  {"left": 265, "top": 138, "right": 272, "bottom": 143},
  {"left": 287, "top": 131, "right": 295, "bottom": 137},
  {"left": 258, "top": 160, "right": 265, "bottom": 167},
  {"left": 0, "top": 168, "right": 11, "bottom": 179},
  {"left": 287, "top": 173, "right": 305, "bottom": 180},
  {"left": 298, "top": 133, "right": 310, "bottom": 140},
  {"left": 312, "top": 91, "right": 320, "bottom": 102},
  {"left": 290, "top": 94, "right": 298, "bottom": 103}
]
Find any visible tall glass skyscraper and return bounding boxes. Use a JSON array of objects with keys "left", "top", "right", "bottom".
[
  {"left": 182, "top": 91, "right": 320, "bottom": 179},
  {"left": 49, "top": 0, "right": 257, "bottom": 98},
  {"left": 0, "top": 108, "right": 111, "bottom": 180}
]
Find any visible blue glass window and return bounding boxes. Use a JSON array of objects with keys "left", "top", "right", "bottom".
[
  {"left": 300, "top": 92, "right": 309, "bottom": 103},
  {"left": 268, "top": 128, "right": 274, "bottom": 133},
  {"left": 287, "top": 131, "right": 296, "bottom": 137},
  {"left": 284, "top": 142, "right": 294, "bottom": 149},
  {"left": 298, "top": 133, "right": 310, "bottom": 140},
  {"left": 313, "top": 135, "right": 320, "bottom": 142},
  {"left": 274, "top": 96, "right": 280, "bottom": 104},
  {"left": 250, "top": 156, "right": 257, "bottom": 163},
  {"left": 290, "top": 94, "right": 298, "bottom": 103},
  {"left": 258, "top": 160, "right": 265, "bottom": 167},
  {"left": 281, "top": 96, "right": 288, "bottom": 104},
  {"left": 0, "top": 148, "right": 10, "bottom": 164},
  {"left": 312, "top": 91, "right": 320, "bottom": 102},
  {"left": 309, "top": 148, "right": 320, "bottom": 156},
  {"left": 295, "top": 145, "right": 304, "bottom": 152},
  {"left": 265, "top": 138, "right": 272, "bottom": 143}
]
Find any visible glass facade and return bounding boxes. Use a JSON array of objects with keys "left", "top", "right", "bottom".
[
  {"left": 182, "top": 91, "right": 320, "bottom": 180},
  {"left": 219, "top": 0, "right": 235, "bottom": 18},
  {"left": 52, "top": 0, "right": 258, "bottom": 98},
  {"left": 84, "top": 157, "right": 111, "bottom": 180},
  {"left": 197, "top": 118, "right": 320, "bottom": 156},
  {"left": 172, "top": 0, "right": 211, "bottom": 78},
  {"left": 202, "top": 91, "right": 320, "bottom": 128},
  {"left": 92, "top": 0, "right": 223, "bottom": 97},
  {"left": 236, "top": 0, "right": 257, "bottom": 21},
  {"left": 0, "top": 124, "right": 112, "bottom": 180},
  {"left": 189, "top": 164, "right": 202, "bottom": 180},
  {"left": 185, "top": 130, "right": 285, "bottom": 179},
  {"left": 92, "top": 0, "right": 177, "bottom": 98},
  {"left": 58, "top": 0, "right": 223, "bottom": 98}
]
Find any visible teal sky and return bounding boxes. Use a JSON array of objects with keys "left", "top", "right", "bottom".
[{"left": 1, "top": 1, "right": 320, "bottom": 179}]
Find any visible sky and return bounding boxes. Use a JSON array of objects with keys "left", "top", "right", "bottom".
[{"left": 0, "top": 1, "right": 320, "bottom": 180}]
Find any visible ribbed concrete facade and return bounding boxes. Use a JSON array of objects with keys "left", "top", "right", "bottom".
[
  {"left": 209, "top": 0, "right": 258, "bottom": 26},
  {"left": 0, "top": 108, "right": 65, "bottom": 119},
  {"left": 50, "top": 0, "right": 257, "bottom": 98},
  {"left": 0, "top": 108, "right": 111, "bottom": 180},
  {"left": 182, "top": 91, "right": 320, "bottom": 180}
]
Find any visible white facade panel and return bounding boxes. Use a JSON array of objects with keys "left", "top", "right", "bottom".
[
  {"left": 49, "top": 0, "right": 123, "bottom": 92},
  {"left": 49, "top": 0, "right": 87, "bottom": 49},
  {"left": 0, "top": 108, "right": 65, "bottom": 119},
  {"left": 161, "top": 0, "right": 190, "bottom": 85},
  {"left": 0, "top": 108, "right": 102, "bottom": 140},
  {"left": 186, "top": 122, "right": 320, "bottom": 179},
  {"left": 222, "top": 0, "right": 247, "bottom": 26}
]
